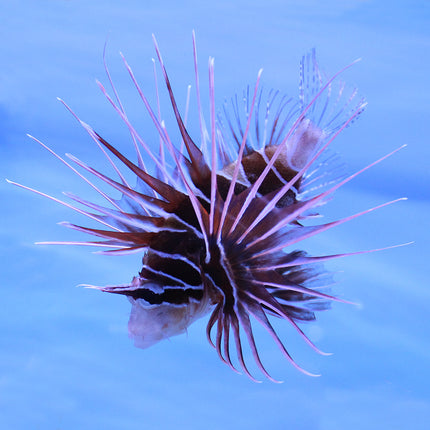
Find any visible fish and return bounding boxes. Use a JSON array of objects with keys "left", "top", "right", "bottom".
[{"left": 8, "top": 33, "right": 406, "bottom": 382}]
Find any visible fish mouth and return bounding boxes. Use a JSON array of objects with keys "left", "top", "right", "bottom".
[{"left": 127, "top": 284, "right": 213, "bottom": 349}]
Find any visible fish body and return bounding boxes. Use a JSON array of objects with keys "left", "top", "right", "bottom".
[{"left": 9, "top": 35, "right": 404, "bottom": 381}]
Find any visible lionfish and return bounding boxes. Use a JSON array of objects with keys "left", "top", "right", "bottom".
[{"left": 9, "top": 33, "right": 405, "bottom": 382}]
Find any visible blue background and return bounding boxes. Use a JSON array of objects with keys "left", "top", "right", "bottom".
[{"left": 1, "top": 1, "right": 428, "bottom": 429}]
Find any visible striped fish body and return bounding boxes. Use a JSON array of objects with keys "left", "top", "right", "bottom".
[{"left": 105, "top": 118, "right": 325, "bottom": 350}]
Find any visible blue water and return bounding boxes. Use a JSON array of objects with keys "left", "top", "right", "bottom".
[{"left": 1, "top": 1, "right": 429, "bottom": 429}]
